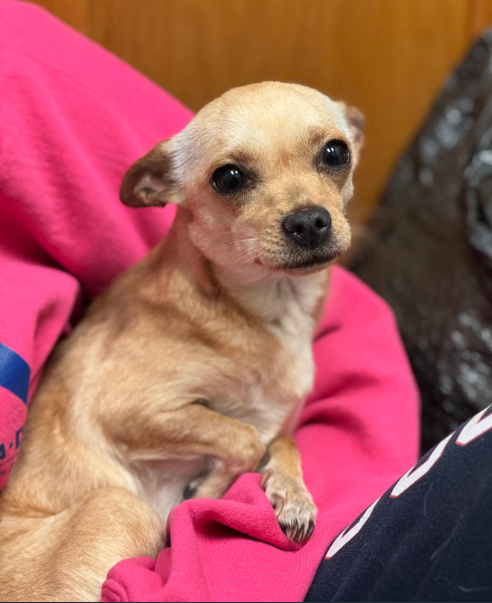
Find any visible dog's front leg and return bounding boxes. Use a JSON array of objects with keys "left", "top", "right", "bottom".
[
  {"left": 260, "top": 436, "right": 317, "bottom": 543},
  {"left": 121, "top": 403, "right": 266, "bottom": 499}
]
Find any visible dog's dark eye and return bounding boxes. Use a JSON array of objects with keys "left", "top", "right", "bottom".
[
  {"left": 322, "top": 140, "right": 350, "bottom": 168},
  {"left": 212, "top": 165, "right": 244, "bottom": 194}
]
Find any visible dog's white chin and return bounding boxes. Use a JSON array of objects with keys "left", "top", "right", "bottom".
[
  {"left": 252, "top": 257, "right": 333, "bottom": 278},
  {"left": 213, "top": 253, "right": 335, "bottom": 286}
]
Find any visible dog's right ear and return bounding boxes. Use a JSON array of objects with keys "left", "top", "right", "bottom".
[
  {"left": 336, "top": 102, "right": 364, "bottom": 169},
  {"left": 120, "top": 140, "right": 184, "bottom": 207}
]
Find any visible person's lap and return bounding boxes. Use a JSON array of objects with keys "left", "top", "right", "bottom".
[{"left": 306, "top": 405, "right": 492, "bottom": 602}]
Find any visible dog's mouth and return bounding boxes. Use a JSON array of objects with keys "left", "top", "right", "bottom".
[{"left": 258, "top": 247, "right": 342, "bottom": 274}]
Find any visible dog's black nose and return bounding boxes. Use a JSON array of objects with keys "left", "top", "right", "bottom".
[{"left": 282, "top": 206, "right": 332, "bottom": 248}]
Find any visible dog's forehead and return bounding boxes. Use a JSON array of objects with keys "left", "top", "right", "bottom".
[
  {"left": 203, "top": 84, "right": 348, "bottom": 150},
  {"left": 170, "top": 83, "right": 352, "bottom": 180}
]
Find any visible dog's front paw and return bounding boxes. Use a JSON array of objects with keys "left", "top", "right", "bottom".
[{"left": 261, "top": 470, "right": 317, "bottom": 543}]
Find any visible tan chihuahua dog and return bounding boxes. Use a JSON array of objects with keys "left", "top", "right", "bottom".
[{"left": 0, "top": 82, "right": 363, "bottom": 602}]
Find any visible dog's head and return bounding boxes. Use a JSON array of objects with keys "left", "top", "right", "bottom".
[{"left": 120, "top": 82, "right": 363, "bottom": 278}]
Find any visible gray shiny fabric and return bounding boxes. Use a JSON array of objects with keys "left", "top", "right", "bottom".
[{"left": 351, "top": 30, "right": 492, "bottom": 452}]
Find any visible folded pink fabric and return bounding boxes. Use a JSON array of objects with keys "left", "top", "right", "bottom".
[{"left": 0, "top": 2, "right": 420, "bottom": 601}]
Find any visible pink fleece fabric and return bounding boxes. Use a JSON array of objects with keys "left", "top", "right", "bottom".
[
  {"left": 0, "top": 0, "right": 191, "bottom": 486},
  {"left": 0, "top": 2, "right": 420, "bottom": 601}
]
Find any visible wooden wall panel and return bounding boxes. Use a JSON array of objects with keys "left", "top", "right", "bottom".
[
  {"left": 31, "top": 0, "right": 88, "bottom": 32},
  {"left": 470, "top": 0, "right": 492, "bottom": 38},
  {"left": 29, "top": 0, "right": 492, "bottom": 221}
]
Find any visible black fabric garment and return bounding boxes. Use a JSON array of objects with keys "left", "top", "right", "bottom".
[{"left": 305, "top": 406, "right": 492, "bottom": 602}]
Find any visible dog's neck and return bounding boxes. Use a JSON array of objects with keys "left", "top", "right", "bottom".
[
  {"left": 157, "top": 207, "right": 328, "bottom": 330},
  {"left": 214, "top": 267, "right": 327, "bottom": 331}
]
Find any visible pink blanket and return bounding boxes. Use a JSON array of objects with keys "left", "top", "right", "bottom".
[{"left": 0, "top": 2, "right": 419, "bottom": 600}]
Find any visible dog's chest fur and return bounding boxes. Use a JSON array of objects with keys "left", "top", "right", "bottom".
[
  {"left": 179, "top": 268, "right": 327, "bottom": 437},
  {"left": 238, "top": 273, "right": 323, "bottom": 406}
]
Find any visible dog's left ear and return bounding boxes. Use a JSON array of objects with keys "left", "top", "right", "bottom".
[
  {"left": 337, "top": 102, "right": 364, "bottom": 169},
  {"left": 120, "top": 140, "right": 184, "bottom": 207}
]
